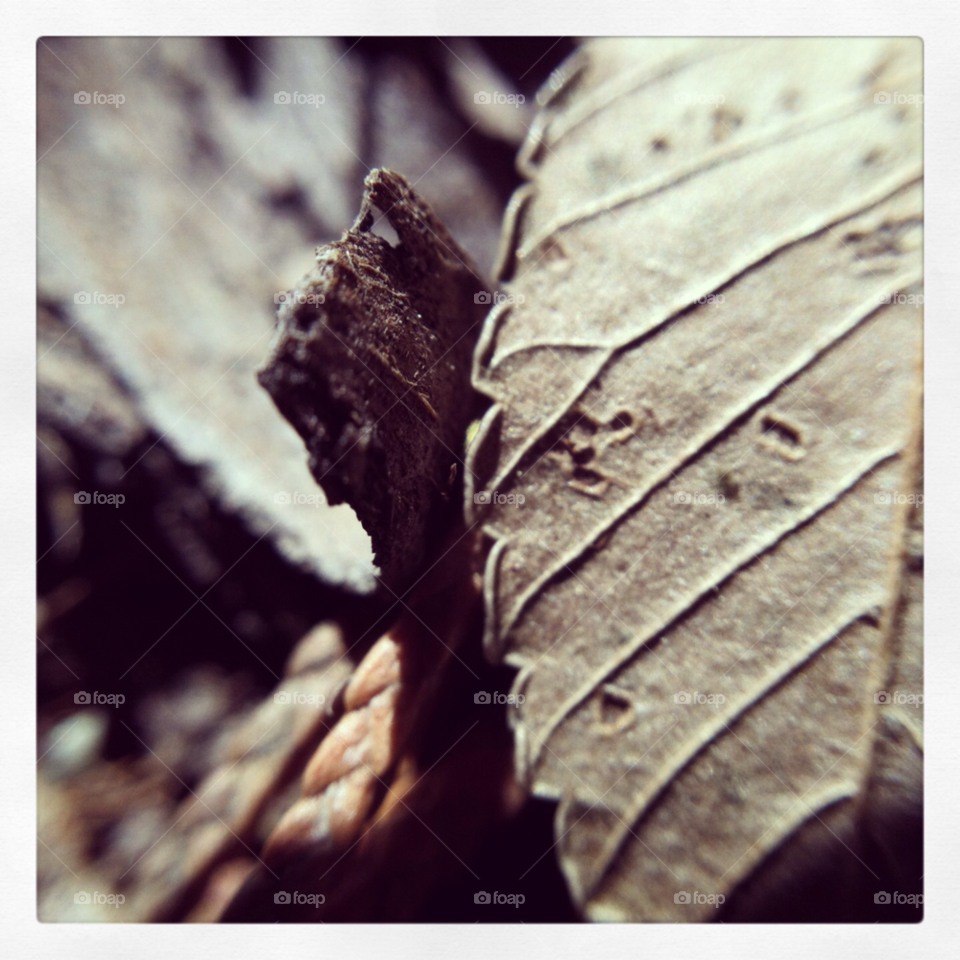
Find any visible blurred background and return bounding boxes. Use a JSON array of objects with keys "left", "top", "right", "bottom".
[{"left": 36, "top": 36, "right": 577, "bottom": 922}]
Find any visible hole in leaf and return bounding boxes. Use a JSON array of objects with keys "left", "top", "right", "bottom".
[
  {"left": 570, "top": 445, "right": 595, "bottom": 465},
  {"left": 598, "top": 686, "right": 634, "bottom": 729},
  {"left": 538, "top": 236, "right": 568, "bottom": 262},
  {"left": 572, "top": 465, "right": 604, "bottom": 486},
  {"left": 718, "top": 470, "right": 740, "bottom": 500},
  {"left": 760, "top": 414, "right": 802, "bottom": 449}
]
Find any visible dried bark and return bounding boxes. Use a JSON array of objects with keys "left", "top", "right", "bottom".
[{"left": 258, "top": 168, "right": 489, "bottom": 592}]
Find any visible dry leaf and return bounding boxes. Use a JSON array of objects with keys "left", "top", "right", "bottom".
[
  {"left": 467, "top": 37, "right": 923, "bottom": 921},
  {"left": 37, "top": 37, "right": 377, "bottom": 590}
]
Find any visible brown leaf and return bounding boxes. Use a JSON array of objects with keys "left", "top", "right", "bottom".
[
  {"left": 37, "top": 38, "right": 379, "bottom": 591},
  {"left": 467, "top": 37, "right": 923, "bottom": 921}
]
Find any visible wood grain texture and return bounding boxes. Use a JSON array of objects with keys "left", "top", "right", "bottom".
[{"left": 259, "top": 169, "right": 489, "bottom": 592}]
